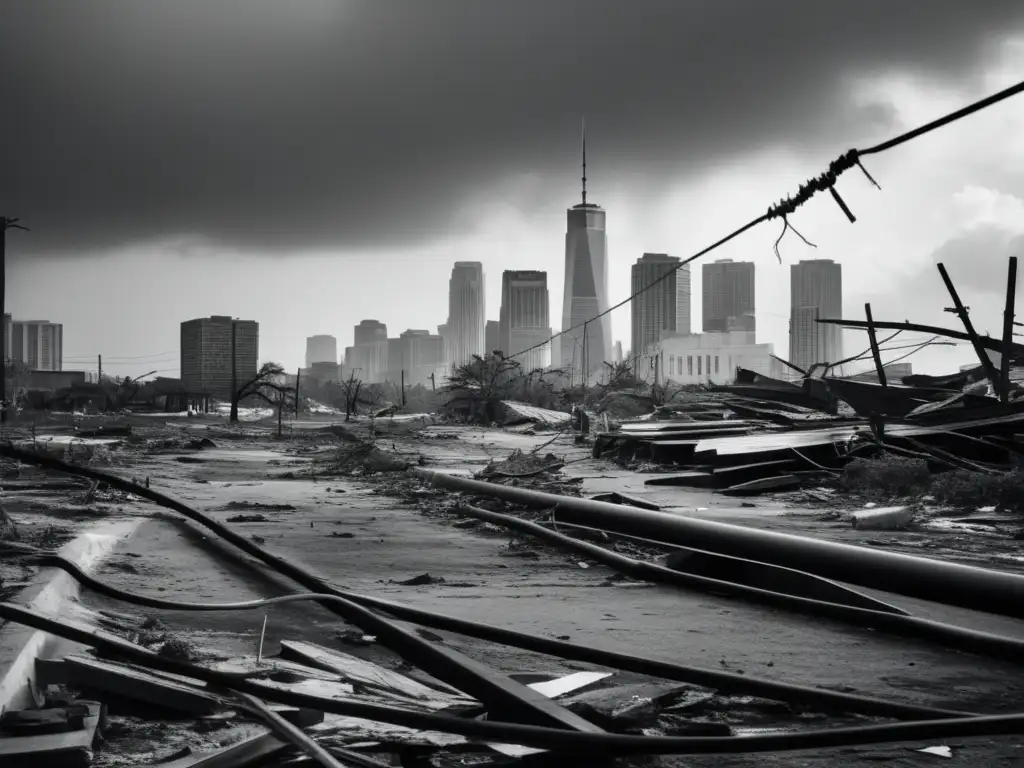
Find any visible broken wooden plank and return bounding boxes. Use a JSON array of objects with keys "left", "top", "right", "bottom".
[
  {"left": 38, "top": 655, "right": 221, "bottom": 715},
  {"left": 158, "top": 730, "right": 287, "bottom": 768},
  {"left": 278, "top": 640, "right": 471, "bottom": 705},
  {"left": 0, "top": 700, "right": 102, "bottom": 768}
]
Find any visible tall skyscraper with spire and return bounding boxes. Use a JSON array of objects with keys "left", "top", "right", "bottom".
[{"left": 559, "top": 119, "right": 612, "bottom": 383}]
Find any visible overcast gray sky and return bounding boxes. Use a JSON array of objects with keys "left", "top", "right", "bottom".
[{"left": 5, "top": 1, "right": 1024, "bottom": 375}]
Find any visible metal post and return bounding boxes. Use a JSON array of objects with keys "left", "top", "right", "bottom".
[
  {"left": 295, "top": 368, "right": 301, "bottom": 419},
  {"left": 400, "top": 369, "right": 406, "bottom": 407},
  {"left": 98, "top": 354, "right": 103, "bottom": 383},
  {"left": 864, "top": 303, "right": 886, "bottom": 387},
  {"left": 937, "top": 263, "right": 1003, "bottom": 387},
  {"left": 1001, "top": 257, "right": 1018, "bottom": 404}
]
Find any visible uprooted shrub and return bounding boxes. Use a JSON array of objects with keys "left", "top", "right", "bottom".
[
  {"left": 840, "top": 455, "right": 1024, "bottom": 514},
  {"left": 929, "top": 470, "right": 1024, "bottom": 514},
  {"left": 839, "top": 456, "right": 932, "bottom": 500}
]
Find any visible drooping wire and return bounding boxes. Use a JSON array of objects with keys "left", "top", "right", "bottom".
[{"left": 505, "top": 77, "right": 1024, "bottom": 364}]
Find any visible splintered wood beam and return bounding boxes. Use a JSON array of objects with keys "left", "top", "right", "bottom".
[
  {"left": 936, "top": 263, "right": 1003, "bottom": 388},
  {"left": 1001, "top": 256, "right": 1018, "bottom": 403},
  {"left": 864, "top": 303, "right": 887, "bottom": 387}
]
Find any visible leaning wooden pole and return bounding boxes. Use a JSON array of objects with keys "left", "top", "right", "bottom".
[
  {"left": 864, "top": 303, "right": 887, "bottom": 387},
  {"left": 1000, "top": 256, "right": 1018, "bottom": 404},
  {"left": 936, "top": 263, "right": 1003, "bottom": 388}
]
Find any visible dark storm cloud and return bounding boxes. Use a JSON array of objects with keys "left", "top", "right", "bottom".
[{"left": 2, "top": 0, "right": 1023, "bottom": 256}]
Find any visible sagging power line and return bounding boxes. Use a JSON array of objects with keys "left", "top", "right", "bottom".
[{"left": 506, "top": 77, "right": 1024, "bottom": 364}]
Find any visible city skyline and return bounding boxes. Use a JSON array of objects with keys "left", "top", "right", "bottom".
[{"left": 7, "top": 3, "right": 1024, "bottom": 379}]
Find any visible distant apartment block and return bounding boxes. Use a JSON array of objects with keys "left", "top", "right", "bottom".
[
  {"left": 445, "top": 262, "right": 486, "bottom": 369},
  {"left": 702, "top": 259, "right": 755, "bottom": 338},
  {"left": 789, "top": 259, "right": 843, "bottom": 374},
  {"left": 5, "top": 316, "right": 63, "bottom": 371},
  {"left": 631, "top": 253, "right": 691, "bottom": 355},
  {"left": 499, "top": 270, "right": 552, "bottom": 371},
  {"left": 305, "top": 335, "right": 338, "bottom": 368},
  {"left": 353, "top": 319, "right": 388, "bottom": 346},
  {"left": 180, "top": 316, "right": 259, "bottom": 399}
]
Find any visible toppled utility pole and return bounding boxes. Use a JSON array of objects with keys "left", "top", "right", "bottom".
[
  {"left": 1001, "top": 257, "right": 1018, "bottom": 404},
  {"left": 936, "top": 263, "right": 1003, "bottom": 395},
  {"left": 1, "top": 217, "right": 29, "bottom": 425}
]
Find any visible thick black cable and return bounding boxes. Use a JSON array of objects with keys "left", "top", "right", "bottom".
[
  {"left": 859, "top": 78, "right": 1024, "bottom": 156},
  {"left": 0, "top": 444, "right": 967, "bottom": 721},
  {"left": 5, "top": 601, "right": 1024, "bottom": 756},
  {"left": 507, "top": 77, "right": 1024, "bottom": 364}
]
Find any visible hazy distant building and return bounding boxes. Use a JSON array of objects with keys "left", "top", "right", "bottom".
[
  {"left": 6, "top": 318, "right": 63, "bottom": 371},
  {"left": 631, "top": 253, "right": 691, "bottom": 356},
  {"left": 559, "top": 125, "right": 612, "bottom": 383},
  {"left": 2, "top": 314, "right": 10, "bottom": 363},
  {"left": 180, "top": 316, "right": 259, "bottom": 399},
  {"left": 656, "top": 331, "right": 782, "bottom": 385},
  {"left": 354, "top": 320, "right": 387, "bottom": 347},
  {"left": 399, "top": 329, "right": 447, "bottom": 388},
  {"left": 485, "top": 320, "right": 500, "bottom": 356},
  {"left": 789, "top": 259, "right": 843, "bottom": 374},
  {"left": 446, "top": 262, "right": 486, "bottom": 369},
  {"left": 499, "top": 270, "right": 552, "bottom": 371},
  {"left": 702, "top": 259, "right": 755, "bottom": 338},
  {"left": 613, "top": 341, "right": 624, "bottom": 363},
  {"left": 305, "top": 335, "right": 338, "bottom": 368}
]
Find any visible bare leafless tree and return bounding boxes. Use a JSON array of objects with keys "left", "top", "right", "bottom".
[{"left": 230, "top": 362, "right": 285, "bottom": 423}]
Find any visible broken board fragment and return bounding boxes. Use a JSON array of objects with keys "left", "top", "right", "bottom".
[
  {"left": 278, "top": 640, "right": 473, "bottom": 706},
  {"left": 0, "top": 700, "right": 103, "bottom": 768},
  {"left": 560, "top": 682, "right": 710, "bottom": 730},
  {"left": 37, "top": 655, "right": 221, "bottom": 716},
  {"left": 158, "top": 730, "right": 287, "bottom": 767}
]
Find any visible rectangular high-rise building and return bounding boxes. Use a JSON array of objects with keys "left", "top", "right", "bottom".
[
  {"left": 631, "top": 253, "right": 691, "bottom": 355},
  {"left": 7, "top": 319, "right": 63, "bottom": 371},
  {"left": 399, "top": 329, "right": 446, "bottom": 387},
  {"left": 305, "top": 335, "right": 338, "bottom": 368},
  {"left": 702, "top": 259, "right": 755, "bottom": 338},
  {"left": 353, "top": 319, "right": 387, "bottom": 347},
  {"left": 445, "top": 262, "right": 486, "bottom": 368},
  {"left": 180, "top": 316, "right": 259, "bottom": 399},
  {"left": 485, "top": 320, "right": 499, "bottom": 356},
  {"left": 499, "top": 270, "right": 551, "bottom": 371},
  {"left": 789, "top": 259, "right": 843, "bottom": 374}
]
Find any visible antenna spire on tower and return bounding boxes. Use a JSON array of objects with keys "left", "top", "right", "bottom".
[{"left": 581, "top": 116, "right": 588, "bottom": 205}]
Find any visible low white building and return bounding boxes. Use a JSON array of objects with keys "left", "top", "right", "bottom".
[{"left": 655, "top": 331, "right": 783, "bottom": 385}]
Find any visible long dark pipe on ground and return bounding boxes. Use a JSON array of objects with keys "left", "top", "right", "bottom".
[
  {"left": 412, "top": 469, "right": 1024, "bottom": 621},
  {"left": 4, "top": 602, "right": 1024, "bottom": 756},
  {"left": 453, "top": 504, "right": 1024, "bottom": 661},
  {"left": 0, "top": 445, "right": 966, "bottom": 721}
]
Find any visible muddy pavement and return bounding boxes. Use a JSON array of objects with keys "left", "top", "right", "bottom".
[{"left": 59, "top": 417, "right": 1024, "bottom": 764}]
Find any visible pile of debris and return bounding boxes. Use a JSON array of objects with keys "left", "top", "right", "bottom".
[{"left": 476, "top": 449, "right": 582, "bottom": 497}]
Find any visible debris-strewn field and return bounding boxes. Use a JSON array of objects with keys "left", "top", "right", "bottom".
[{"left": 1, "top": 400, "right": 1023, "bottom": 767}]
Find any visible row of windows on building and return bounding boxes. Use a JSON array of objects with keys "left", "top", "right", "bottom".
[{"left": 667, "top": 353, "right": 719, "bottom": 377}]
